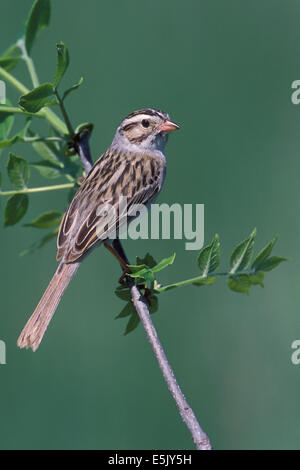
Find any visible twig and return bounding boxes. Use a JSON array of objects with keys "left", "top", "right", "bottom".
[
  {"left": 132, "top": 284, "right": 211, "bottom": 449},
  {"left": 76, "top": 132, "right": 212, "bottom": 450}
]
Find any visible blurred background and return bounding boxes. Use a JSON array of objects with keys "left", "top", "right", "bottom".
[{"left": 0, "top": 0, "right": 299, "bottom": 450}]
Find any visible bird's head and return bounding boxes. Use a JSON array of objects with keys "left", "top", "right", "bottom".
[{"left": 113, "top": 108, "right": 179, "bottom": 152}]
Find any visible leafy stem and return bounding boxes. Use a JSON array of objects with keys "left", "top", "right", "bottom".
[
  {"left": 156, "top": 269, "right": 260, "bottom": 292},
  {"left": 54, "top": 89, "right": 74, "bottom": 137},
  {"left": 22, "top": 136, "right": 64, "bottom": 143},
  {"left": 0, "top": 105, "right": 44, "bottom": 118},
  {"left": 0, "top": 66, "right": 29, "bottom": 95},
  {"left": 0, "top": 66, "right": 68, "bottom": 134},
  {"left": 115, "top": 232, "right": 286, "bottom": 335},
  {"left": 42, "top": 108, "right": 68, "bottom": 135},
  {"left": 0, "top": 183, "right": 74, "bottom": 196},
  {"left": 17, "top": 38, "right": 40, "bottom": 88}
]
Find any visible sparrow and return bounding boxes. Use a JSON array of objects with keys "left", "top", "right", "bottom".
[{"left": 17, "top": 108, "right": 179, "bottom": 351}]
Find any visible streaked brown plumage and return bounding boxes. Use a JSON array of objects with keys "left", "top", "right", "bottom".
[
  {"left": 57, "top": 150, "right": 163, "bottom": 262},
  {"left": 17, "top": 108, "right": 179, "bottom": 351}
]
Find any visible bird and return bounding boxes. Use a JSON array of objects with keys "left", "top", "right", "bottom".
[{"left": 17, "top": 108, "right": 179, "bottom": 351}]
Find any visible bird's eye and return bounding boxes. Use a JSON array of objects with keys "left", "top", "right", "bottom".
[{"left": 141, "top": 119, "right": 150, "bottom": 128}]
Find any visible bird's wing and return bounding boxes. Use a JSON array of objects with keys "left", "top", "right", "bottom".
[{"left": 57, "top": 149, "right": 164, "bottom": 263}]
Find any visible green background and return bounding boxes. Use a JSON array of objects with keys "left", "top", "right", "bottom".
[{"left": 0, "top": 0, "right": 299, "bottom": 450}]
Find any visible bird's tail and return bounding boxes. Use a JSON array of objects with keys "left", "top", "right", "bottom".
[{"left": 17, "top": 261, "right": 80, "bottom": 352}]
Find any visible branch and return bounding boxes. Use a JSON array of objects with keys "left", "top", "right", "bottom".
[
  {"left": 75, "top": 134, "right": 212, "bottom": 450},
  {"left": 130, "top": 282, "right": 211, "bottom": 450}
]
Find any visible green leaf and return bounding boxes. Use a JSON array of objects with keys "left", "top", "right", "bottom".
[
  {"left": 29, "top": 130, "right": 81, "bottom": 181},
  {"left": 0, "top": 57, "right": 22, "bottom": 72},
  {"left": 127, "top": 266, "right": 151, "bottom": 278},
  {"left": 32, "top": 140, "right": 61, "bottom": 163},
  {"left": 28, "top": 129, "right": 62, "bottom": 164},
  {"left": 256, "top": 256, "right": 287, "bottom": 272},
  {"left": 31, "top": 160, "right": 62, "bottom": 179},
  {"left": 230, "top": 228, "right": 257, "bottom": 274},
  {"left": 197, "top": 234, "right": 220, "bottom": 276},
  {"left": 128, "top": 264, "right": 147, "bottom": 273},
  {"left": 129, "top": 253, "right": 175, "bottom": 288},
  {"left": 7, "top": 153, "right": 30, "bottom": 189},
  {"left": 20, "top": 228, "right": 58, "bottom": 256},
  {"left": 0, "top": 109, "right": 14, "bottom": 139},
  {"left": 228, "top": 274, "right": 251, "bottom": 294},
  {"left": 25, "top": 0, "right": 51, "bottom": 55},
  {"left": 131, "top": 252, "right": 169, "bottom": 274},
  {"left": 143, "top": 271, "right": 155, "bottom": 286},
  {"left": 115, "top": 302, "right": 134, "bottom": 319},
  {"left": 24, "top": 210, "right": 62, "bottom": 229},
  {"left": 62, "top": 77, "right": 84, "bottom": 101},
  {"left": 115, "top": 288, "right": 131, "bottom": 301},
  {"left": 54, "top": 42, "right": 69, "bottom": 89},
  {"left": 42, "top": 98, "right": 58, "bottom": 108},
  {"left": 124, "top": 312, "right": 140, "bottom": 335},
  {"left": 136, "top": 252, "right": 157, "bottom": 268},
  {"left": 0, "top": 118, "right": 31, "bottom": 150},
  {"left": 127, "top": 267, "right": 155, "bottom": 288},
  {"left": 19, "top": 83, "right": 54, "bottom": 113},
  {"left": 251, "top": 236, "right": 278, "bottom": 271},
  {"left": 249, "top": 271, "right": 264, "bottom": 287},
  {"left": 152, "top": 253, "right": 176, "bottom": 273},
  {"left": 4, "top": 194, "right": 29, "bottom": 226},
  {"left": 0, "top": 100, "right": 14, "bottom": 154},
  {"left": 148, "top": 295, "right": 159, "bottom": 314}
]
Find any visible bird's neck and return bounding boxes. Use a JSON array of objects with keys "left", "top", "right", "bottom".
[
  {"left": 111, "top": 136, "right": 167, "bottom": 161},
  {"left": 111, "top": 131, "right": 168, "bottom": 155}
]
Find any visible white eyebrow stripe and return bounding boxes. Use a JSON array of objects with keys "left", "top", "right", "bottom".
[{"left": 123, "top": 114, "right": 157, "bottom": 126}]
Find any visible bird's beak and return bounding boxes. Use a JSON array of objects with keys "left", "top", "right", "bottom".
[{"left": 157, "top": 120, "right": 180, "bottom": 132}]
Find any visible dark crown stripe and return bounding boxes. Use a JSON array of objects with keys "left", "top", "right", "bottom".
[{"left": 125, "top": 108, "right": 168, "bottom": 121}]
